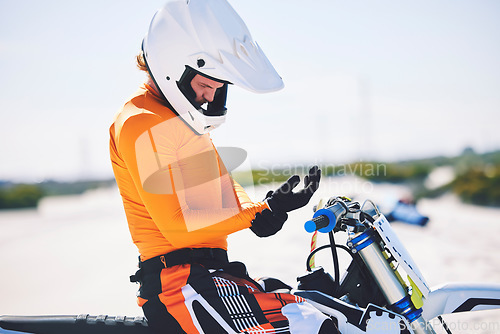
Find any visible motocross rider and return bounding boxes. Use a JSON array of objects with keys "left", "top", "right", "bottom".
[{"left": 109, "top": 0, "right": 338, "bottom": 333}]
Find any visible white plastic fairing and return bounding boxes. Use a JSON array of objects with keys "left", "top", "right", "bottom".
[
  {"left": 422, "top": 282, "right": 500, "bottom": 320},
  {"left": 143, "top": 0, "right": 283, "bottom": 134},
  {"left": 373, "top": 214, "right": 431, "bottom": 297}
]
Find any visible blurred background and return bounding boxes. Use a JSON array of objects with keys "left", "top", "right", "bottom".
[
  {"left": 1, "top": 1, "right": 500, "bottom": 332},
  {"left": 1, "top": 0, "right": 499, "bottom": 182}
]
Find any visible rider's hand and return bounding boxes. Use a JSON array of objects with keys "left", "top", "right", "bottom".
[
  {"left": 266, "top": 166, "right": 321, "bottom": 214},
  {"left": 250, "top": 209, "right": 288, "bottom": 237}
]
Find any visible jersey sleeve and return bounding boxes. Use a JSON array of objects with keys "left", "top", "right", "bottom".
[{"left": 231, "top": 178, "right": 257, "bottom": 208}]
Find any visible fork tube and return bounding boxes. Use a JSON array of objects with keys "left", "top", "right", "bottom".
[
  {"left": 350, "top": 229, "right": 435, "bottom": 334},
  {"left": 352, "top": 231, "right": 407, "bottom": 303}
]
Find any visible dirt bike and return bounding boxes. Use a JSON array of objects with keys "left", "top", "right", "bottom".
[{"left": 1, "top": 196, "right": 500, "bottom": 334}]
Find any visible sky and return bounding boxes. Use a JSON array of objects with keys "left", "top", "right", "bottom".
[{"left": 1, "top": 0, "right": 499, "bottom": 182}]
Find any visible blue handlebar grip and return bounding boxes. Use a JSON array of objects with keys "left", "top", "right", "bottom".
[
  {"left": 304, "top": 219, "right": 319, "bottom": 233},
  {"left": 304, "top": 208, "right": 338, "bottom": 233}
]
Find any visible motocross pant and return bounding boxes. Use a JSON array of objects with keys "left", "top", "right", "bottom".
[{"left": 133, "top": 251, "right": 339, "bottom": 333}]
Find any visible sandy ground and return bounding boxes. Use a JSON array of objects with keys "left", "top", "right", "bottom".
[{"left": 1, "top": 177, "right": 499, "bottom": 333}]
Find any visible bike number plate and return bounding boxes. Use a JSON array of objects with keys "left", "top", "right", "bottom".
[{"left": 373, "top": 214, "right": 430, "bottom": 297}]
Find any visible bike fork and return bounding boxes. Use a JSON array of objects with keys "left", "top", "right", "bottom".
[{"left": 349, "top": 229, "right": 436, "bottom": 334}]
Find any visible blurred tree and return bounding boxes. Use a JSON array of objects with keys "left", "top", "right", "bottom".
[{"left": 0, "top": 184, "right": 45, "bottom": 209}]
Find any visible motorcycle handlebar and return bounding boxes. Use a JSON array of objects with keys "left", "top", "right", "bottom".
[{"left": 304, "top": 201, "right": 347, "bottom": 233}]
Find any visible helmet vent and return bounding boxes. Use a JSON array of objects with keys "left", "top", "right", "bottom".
[
  {"left": 239, "top": 44, "right": 249, "bottom": 57},
  {"left": 197, "top": 59, "right": 206, "bottom": 68}
]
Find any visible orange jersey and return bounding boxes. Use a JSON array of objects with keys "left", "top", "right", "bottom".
[{"left": 109, "top": 84, "right": 267, "bottom": 260}]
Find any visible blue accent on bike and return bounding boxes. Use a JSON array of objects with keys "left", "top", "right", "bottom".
[
  {"left": 391, "top": 295, "right": 423, "bottom": 323},
  {"left": 304, "top": 220, "right": 319, "bottom": 233},
  {"left": 305, "top": 207, "right": 338, "bottom": 233},
  {"left": 351, "top": 229, "right": 375, "bottom": 252}
]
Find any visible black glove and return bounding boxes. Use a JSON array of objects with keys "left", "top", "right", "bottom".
[
  {"left": 266, "top": 165, "right": 321, "bottom": 214},
  {"left": 250, "top": 209, "right": 288, "bottom": 237}
]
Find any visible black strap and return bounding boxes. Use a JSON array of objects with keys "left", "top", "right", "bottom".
[{"left": 131, "top": 248, "right": 229, "bottom": 283}]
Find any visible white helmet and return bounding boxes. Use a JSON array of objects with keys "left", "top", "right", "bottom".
[{"left": 142, "top": 0, "right": 284, "bottom": 134}]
